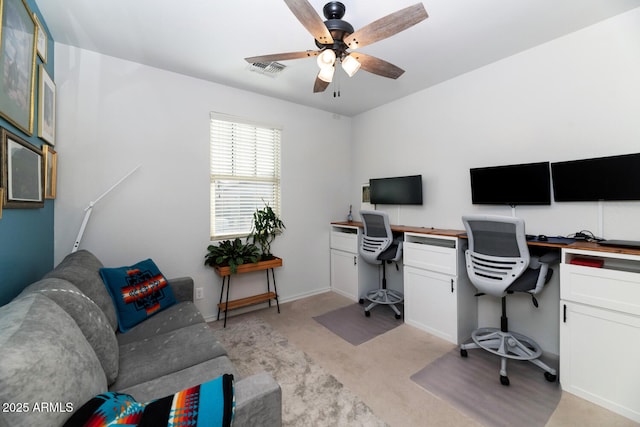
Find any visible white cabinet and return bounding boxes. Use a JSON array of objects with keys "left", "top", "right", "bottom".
[
  {"left": 329, "top": 225, "right": 378, "bottom": 302},
  {"left": 403, "top": 233, "right": 476, "bottom": 344},
  {"left": 560, "top": 248, "right": 640, "bottom": 423},
  {"left": 330, "top": 248, "right": 358, "bottom": 299}
]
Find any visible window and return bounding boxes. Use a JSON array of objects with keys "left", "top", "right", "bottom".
[{"left": 210, "top": 113, "right": 281, "bottom": 240}]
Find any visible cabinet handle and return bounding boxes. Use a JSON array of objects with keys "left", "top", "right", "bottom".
[
  {"left": 563, "top": 304, "right": 567, "bottom": 323},
  {"left": 354, "top": 256, "right": 357, "bottom": 266},
  {"left": 451, "top": 278, "right": 454, "bottom": 293}
]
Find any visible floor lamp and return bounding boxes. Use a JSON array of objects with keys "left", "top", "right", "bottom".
[{"left": 71, "top": 165, "right": 142, "bottom": 253}]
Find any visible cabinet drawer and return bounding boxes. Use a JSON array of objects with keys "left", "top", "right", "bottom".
[
  {"left": 404, "top": 241, "right": 457, "bottom": 275},
  {"left": 330, "top": 231, "right": 357, "bottom": 253},
  {"left": 560, "top": 263, "right": 640, "bottom": 316}
]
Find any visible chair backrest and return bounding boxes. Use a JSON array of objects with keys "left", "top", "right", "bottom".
[
  {"left": 359, "top": 210, "right": 393, "bottom": 265},
  {"left": 462, "top": 215, "right": 530, "bottom": 297}
]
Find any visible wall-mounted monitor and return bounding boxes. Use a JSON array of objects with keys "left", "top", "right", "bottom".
[
  {"left": 470, "top": 161, "right": 551, "bottom": 205},
  {"left": 551, "top": 153, "right": 640, "bottom": 201},
  {"left": 369, "top": 175, "right": 423, "bottom": 205}
]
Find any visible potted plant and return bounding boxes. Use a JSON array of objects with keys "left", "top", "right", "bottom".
[
  {"left": 204, "top": 238, "right": 260, "bottom": 274},
  {"left": 249, "top": 204, "right": 285, "bottom": 260}
]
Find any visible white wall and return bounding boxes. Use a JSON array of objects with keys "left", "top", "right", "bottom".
[
  {"left": 54, "top": 45, "right": 352, "bottom": 319},
  {"left": 351, "top": 8, "right": 640, "bottom": 354}
]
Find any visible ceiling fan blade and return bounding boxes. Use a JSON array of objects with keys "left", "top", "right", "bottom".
[
  {"left": 344, "top": 3, "right": 428, "bottom": 50},
  {"left": 313, "top": 75, "right": 330, "bottom": 93},
  {"left": 351, "top": 53, "right": 405, "bottom": 79},
  {"left": 245, "top": 51, "right": 319, "bottom": 63},
  {"left": 284, "top": 0, "right": 334, "bottom": 45}
]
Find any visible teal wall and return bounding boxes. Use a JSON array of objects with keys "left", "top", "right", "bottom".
[{"left": 0, "top": 0, "right": 54, "bottom": 305}]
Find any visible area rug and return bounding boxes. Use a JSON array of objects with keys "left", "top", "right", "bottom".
[
  {"left": 213, "top": 318, "right": 387, "bottom": 427},
  {"left": 312, "top": 303, "right": 403, "bottom": 345},
  {"left": 410, "top": 348, "right": 561, "bottom": 427}
]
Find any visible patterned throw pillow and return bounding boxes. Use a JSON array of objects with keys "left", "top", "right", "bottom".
[
  {"left": 64, "top": 374, "right": 235, "bottom": 427},
  {"left": 100, "top": 259, "right": 177, "bottom": 332}
]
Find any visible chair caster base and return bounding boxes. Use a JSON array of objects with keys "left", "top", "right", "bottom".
[
  {"left": 395, "top": 313, "right": 401, "bottom": 320},
  {"left": 460, "top": 349, "right": 468, "bottom": 358},
  {"left": 544, "top": 372, "right": 557, "bottom": 382},
  {"left": 500, "top": 375, "right": 510, "bottom": 386},
  {"left": 359, "top": 298, "right": 364, "bottom": 305},
  {"left": 364, "top": 310, "right": 371, "bottom": 317}
]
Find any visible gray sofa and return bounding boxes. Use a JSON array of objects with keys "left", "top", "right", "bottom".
[{"left": 0, "top": 250, "right": 281, "bottom": 427}]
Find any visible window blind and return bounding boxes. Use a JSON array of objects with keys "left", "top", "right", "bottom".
[{"left": 210, "top": 114, "right": 281, "bottom": 239}]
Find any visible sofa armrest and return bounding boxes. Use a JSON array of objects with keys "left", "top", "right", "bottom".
[
  {"left": 234, "top": 373, "right": 282, "bottom": 427},
  {"left": 167, "top": 277, "right": 194, "bottom": 302}
]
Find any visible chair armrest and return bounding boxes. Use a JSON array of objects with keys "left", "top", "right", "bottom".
[
  {"left": 234, "top": 373, "right": 282, "bottom": 426},
  {"left": 167, "top": 277, "right": 194, "bottom": 302},
  {"left": 539, "top": 252, "right": 560, "bottom": 265},
  {"left": 530, "top": 251, "right": 560, "bottom": 295}
]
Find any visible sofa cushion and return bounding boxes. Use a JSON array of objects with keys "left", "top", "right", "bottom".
[
  {"left": 65, "top": 374, "right": 235, "bottom": 427},
  {"left": 116, "top": 301, "right": 204, "bottom": 346},
  {"left": 100, "top": 258, "right": 177, "bottom": 333},
  {"left": 0, "top": 294, "right": 107, "bottom": 427},
  {"left": 19, "top": 278, "right": 119, "bottom": 385},
  {"left": 112, "top": 323, "right": 227, "bottom": 391},
  {"left": 45, "top": 250, "right": 118, "bottom": 331},
  {"left": 118, "top": 356, "right": 239, "bottom": 402}
]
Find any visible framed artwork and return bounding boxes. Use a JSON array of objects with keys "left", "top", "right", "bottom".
[
  {"left": 1, "top": 127, "right": 43, "bottom": 208},
  {"left": 43, "top": 144, "right": 56, "bottom": 199},
  {"left": 37, "top": 65, "right": 55, "bottom": 144},
  {"left": 0, "top": 0, "right": 37, "bottom": 135},
  {"left": 362, "top": 184, "right": 370, "bottom": 203},
  {"left": 33, "top": 12, "right": 46, "bottom": 63}
]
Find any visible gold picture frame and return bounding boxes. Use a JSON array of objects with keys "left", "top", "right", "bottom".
[
  {"left": 43, "top": 144, "right": 56, "bottom": 199},
  {"left": 37, "top": 64, "right": 55, "bottom": 144},
  {"left": 33, "top": 12, "right": 46, "bottom": 63},
  {"left": 0, "top": 0, "right": 37, "bottom": 135}
]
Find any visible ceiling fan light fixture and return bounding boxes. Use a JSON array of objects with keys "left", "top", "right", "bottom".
[
  {"left": 341, "top": 54, "right": 361, "bottom": 77},
  {"left": 317, "top": 65, "right": 335, "bottom": 83},
  {"left": 317, "top": 49, "right": 336, "bottom": 68}
]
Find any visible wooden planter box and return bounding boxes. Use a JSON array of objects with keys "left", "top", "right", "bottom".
[{"left": 213, "top": 257, "right": 283, "bottom": 277}]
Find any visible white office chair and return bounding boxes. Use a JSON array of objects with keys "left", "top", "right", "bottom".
[
  {"left": 359, "top": 210, "right": 403, "bottom": 319},
  {"left": 460, "top": 215, "right": 558, "bottom": 386}
]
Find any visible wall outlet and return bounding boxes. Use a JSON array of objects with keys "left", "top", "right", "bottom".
[{"left": 195, "top": 287, "right": 204, "bottom": 300}]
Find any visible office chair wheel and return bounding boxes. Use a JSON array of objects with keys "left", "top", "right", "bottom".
[
  {"left": 365, "top": 310, "right": 371, "bottom": 317},
  {"left": 460, "top": 349, "right": 468, "bottom": 358},
  {"left": 359, "top": 298, "right": 364, "bottom": 304},
  {"left": 395, "top": 313, "right": 401, "bottom": 320},
  {"left": 500, "top": 375, "right": 510, "bottom": 386},
  {"left": 544, "top": 372, "right": 557, "bottom": 382}
]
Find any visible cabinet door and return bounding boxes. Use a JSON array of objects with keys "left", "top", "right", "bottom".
[
  {"left": 330, "top": 249, "right": 359, "bottom": 301},
  {"left": 560, "top": 301, "right": 640, "bottom": 422},
  {"left": 404, "top": 266, "right": 458, "bottom": 344}
]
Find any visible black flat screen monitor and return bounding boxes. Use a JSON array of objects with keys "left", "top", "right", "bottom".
[
  {"left": 470, "top": 161, "right": 551, "bottom": 205},
  {"left": 551, "top": 153, "right": 640, "bottom": 201},
  {"left": 369, "top": 175, "right": 423, "bottom": 205}
]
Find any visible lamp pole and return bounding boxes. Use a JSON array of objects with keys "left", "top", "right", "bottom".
[{"left": 71, "top": 165, "right": 141, "bottom": 253}]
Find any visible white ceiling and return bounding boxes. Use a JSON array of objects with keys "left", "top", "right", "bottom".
[{"left": 36, "top": 0, "right": 640, "bottom": 117}]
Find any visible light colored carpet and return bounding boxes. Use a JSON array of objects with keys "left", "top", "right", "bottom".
[
  {"left": 213, "top": 317, "right": 388, "bottom": 427},
  {"left": 313, "top": 303, "right": 403, "bottom": 345},
  {"left": 411, "top": 347, "right": 562, "bottom": 427}
]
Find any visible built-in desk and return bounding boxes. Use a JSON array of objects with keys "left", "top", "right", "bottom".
[
  {"left": 330, "top": 221, "right": 477, "bottom": 345},
  {"left": 330, "top": 220, "right": 640, "bottom": 422}
]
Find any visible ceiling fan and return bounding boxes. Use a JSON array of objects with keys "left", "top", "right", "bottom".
[{"left": 245, "top": 1, "right": 428, "bottom": 93}]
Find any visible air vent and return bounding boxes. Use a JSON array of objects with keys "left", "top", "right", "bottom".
[{"left": 248, "top": 61, "right": 286, "bottom": 76}]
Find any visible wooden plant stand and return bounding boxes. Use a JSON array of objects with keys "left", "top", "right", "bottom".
[{"left": 214, "top": 257, "right": 282, "bottom": 327}]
